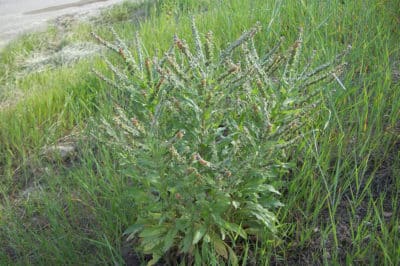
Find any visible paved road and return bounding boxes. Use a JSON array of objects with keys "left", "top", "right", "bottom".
[{"left": 0, "top": 0, "right": 125, "bottom": 49}]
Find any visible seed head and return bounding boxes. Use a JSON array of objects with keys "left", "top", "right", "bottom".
[
  {"left": 193, "top": 153, "right": 211, "bottom": 167},
  {"left": 224, "top": 170, "right": 232, "bottom": 178},
  {"left": 131, "top": 118, "right": 139, "bottom": 127},
  {"left": 176, "top": 130, "right": 185, "bottom": 139},
  {"left": 119, "top": 47, "right": 126, "bottom": 60},
  {"left": 175, "top": 193, "right": 182, "bottom": 200}
]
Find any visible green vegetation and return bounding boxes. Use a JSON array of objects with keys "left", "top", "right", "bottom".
[{"left": 0, "top": 0, "right": 399, "bottom": 264}]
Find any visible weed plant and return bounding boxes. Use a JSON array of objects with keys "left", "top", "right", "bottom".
[{"left": 91, "top": 18, "right": 347, "bottom": 264}]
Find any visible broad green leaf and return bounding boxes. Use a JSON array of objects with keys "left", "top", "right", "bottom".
[
  {"left": 223, "top": 222, "right": 247, "bottom": 240},
  {"left": 163, "top": 227, "right": 178, "bottom": 252},
  {"left": 124, "top": 224, "right": 144, "bottom": 241},
  {"left": 143, "top": 240, "right": 160, "bottom": 253},
  {"left": 203, "top": 233, "right": 211, "bottom": 243},
  {"left": 211, "top": 214, "right": 224, "bottom": 226},
  {"left": 124, "top": 223, "right": 144, "bottom": 235},
  {"left": 232, "top": 200, "right": 240, "bottom": 209},
  {"left": 194, "top": 247, "right": 202, "bottom": 266},
  {"left": 201, "top": 240, "right": 211, "bottom": 260},
  {"left": 261, "top": 199, "right": 284, "bottom": 208},
  {"left": 263, "top": 184, "right": 281, "bottom": 195},
  {"left": 139, "top": 226, "right": 167, "bottom": 238},
  {"left": 213, "top": 238, "right": 228, "bottom": 259},
  {"left": 147, "top": 252, "right": 162, "bottom": 266},
  {"left": 182, "top": 228, "right": 194, "bottom": 253},
  {"left": 227, "top": 245, "right": 239, "bottom": 266}
]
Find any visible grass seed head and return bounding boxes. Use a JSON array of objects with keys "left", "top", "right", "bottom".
[{"left": 176, "top": 130, "right": 185, "bottom": 139}]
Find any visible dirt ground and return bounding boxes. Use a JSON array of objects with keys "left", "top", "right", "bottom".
[{"left": 0, "top": 0, "right": 126, "bottom": 49}]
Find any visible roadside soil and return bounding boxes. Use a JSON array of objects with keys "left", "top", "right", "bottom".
[{"left": 0, "top": 0, "right": 126, "bottom": 49}]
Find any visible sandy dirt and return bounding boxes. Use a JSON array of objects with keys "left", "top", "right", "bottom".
[{"left": 0, "top": 0, "right": 126, "bottom": 49}]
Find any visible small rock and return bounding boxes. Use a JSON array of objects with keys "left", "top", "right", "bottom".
[
  {"left": 42, "top": 144, "right": 76, "bottom": 161},
  {"left": 383, "top": 211, "right": 392, "bottom": 218}
]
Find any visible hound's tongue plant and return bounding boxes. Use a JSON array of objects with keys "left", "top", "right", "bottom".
[{"left": 92, "top": 19, "right": 348, "bottom": 265}]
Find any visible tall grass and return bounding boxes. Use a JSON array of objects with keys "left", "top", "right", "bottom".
[{"left": 0, "top": 0, "right": 399, "bottom": 264}]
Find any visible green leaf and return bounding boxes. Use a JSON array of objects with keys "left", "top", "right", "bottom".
[
  {"left": 213, "top": 238, "right": 228, "bottom": 259},
  {"left": 192, "top": 225, "right": 208, "bottom": 245},
  {"left": 182, "top": 228, "right": 194, "bottom": 253},
  {"left": 163, "top": 227, "right": 178, "bottom": 252},
  {"left": 147, "top": 252, "right": 162, "bottom": 266},
  {"left": 223, "top": 222, "right": 247, "bottom": 240},
  {"left": 263, "top": 199, "right": 284, "bottom": 208},
  {"left": 227, "top": 245, "right": 239, "bottom": 266},
  {"left": 142, "top": 240, "right": 161, "bottom": 254},
  {"left": 263, "top": 184, "right": 281, "bottom": 195},
  {"left": 124, "top": 223, "right": 144, "bottom": 241},
  {"left": 194, "top": 246, "right": 202, "bottom": 266},
  {"left": 139, "top": 226, "right": 167, "bottom": 238},
  {"left": 232, "top": 200, "right": 240, "bottom": 209},
  {"left": 124, "top": 223, "right": 144, "bottom": 235}
]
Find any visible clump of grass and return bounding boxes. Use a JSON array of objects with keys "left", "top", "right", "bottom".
[
  {"left": 92, "top": 17, "right": 347, "bottom": 264},
  {"left": 97, "top": 0, "right": 154, "bottom": 24}
]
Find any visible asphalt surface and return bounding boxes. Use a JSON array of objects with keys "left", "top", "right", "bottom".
[{"left": 0, "top": 0, "right": 125, "bottom": 49}]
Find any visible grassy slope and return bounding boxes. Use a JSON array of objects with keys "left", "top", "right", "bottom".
[{"left": 0, "top": 0, "right": 399, "bottom": 264}]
